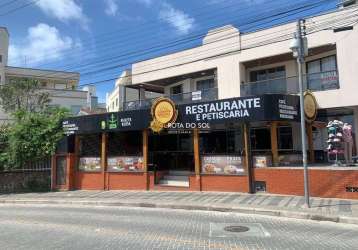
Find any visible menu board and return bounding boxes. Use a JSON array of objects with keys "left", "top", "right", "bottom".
[
  {"left": 201, "top": 155, "right": 245, "bottom": 175},
  {"left": 107, "top": 156, "right": 144, "bottom": 172},
  {"left": 79, "top": 157, "right": 101, "bottom": 172}
]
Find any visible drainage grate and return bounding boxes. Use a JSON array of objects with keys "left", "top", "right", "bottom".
[{"left": 224, "top": 225, "right": 250, "bottom": 233}]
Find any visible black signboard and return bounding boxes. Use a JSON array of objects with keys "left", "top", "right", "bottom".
[{"left": 63, "top": 94, "right": 300, "bottom": 135}]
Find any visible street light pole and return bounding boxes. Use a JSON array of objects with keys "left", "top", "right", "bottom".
[{"left": 293, "top": 19, "right": 310, "bottom": 208}]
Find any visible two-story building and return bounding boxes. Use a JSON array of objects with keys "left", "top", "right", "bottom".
[
  {"left": 53, "top": 4, "right": 358, "bottom": 199},
  {"left": 0, "top": 27, "right": 98, "bottom": 123}
]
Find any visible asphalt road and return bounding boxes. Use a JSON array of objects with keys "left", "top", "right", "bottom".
[{"left": 0, "top": 204, "right": 357, "bottom": 250}]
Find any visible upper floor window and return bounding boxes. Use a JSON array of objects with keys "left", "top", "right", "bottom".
[
  {"left": 196, "top": 78, "right": 215, "bottom": 91},
  {"left": 170, "top": 84, "right": 182, "bottom": 95},
  {"left": 306, "top": 55, "right": 338, "bottom": 91},
  {"left": 0, "top": 55, "right": 2, "bottom": 63},
  {"left": 247, "top": 66, "right": 287, "bottom": 95},
  {"left": 249, "top": 66, "right": 285, "bottom": 82}
]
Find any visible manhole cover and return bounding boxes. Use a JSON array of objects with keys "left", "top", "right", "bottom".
[
  {"left": 224, "top": 225, "right": 250, "bottom": 233},
  {"left": 210, "top": 223, "right": 271, "bottom": 238}
]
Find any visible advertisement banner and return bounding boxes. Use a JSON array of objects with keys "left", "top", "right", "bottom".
[
  {"left": 63, "top": 94, "right": 300, "bottom": 135},
  {"left": 78, "top": 157, "right": 101, "bottom": 172},
  {"left": 107, "top": 156, "right": 144, "bottom": 172},
  {"left": 201, "top": 155, "right": 245, "bottom": 175}
]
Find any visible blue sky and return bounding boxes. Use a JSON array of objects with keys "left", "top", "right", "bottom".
[{"left": 0, "top": 0, "right": 338, "bottom": 102}]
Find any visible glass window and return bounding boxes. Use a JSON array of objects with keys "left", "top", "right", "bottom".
[
  {"left": 108, "top": 131, "right": 142, "bottom": 156},
  {"left": 321, "top": 56, "right": 337, "bottom": 72},
  {"left": 250, "top": 66, "right": 286, "bottom": 82},
  {"left": 200, "top": 129, "right": 243, "bottom": 155},
  {"left": 250, "top": 128, "right": 271, "bottom": 151},
  {"left": 79, "top": 134, "right": 101, "bottom": 157},
  {"left": 196, "top": 78, "right": 215, "bottom": 91},
  {"left": 170, "top": 85, "right": 182, "bottom": 95},
  {"left": 70, "top": 105, "right": 81, "bottom": 114},
  {"left": 278, "top": 126, "right": 293, "bottom": 150},
  {"left": 307, "top": 55, "right": 338, "bottom": 91}
]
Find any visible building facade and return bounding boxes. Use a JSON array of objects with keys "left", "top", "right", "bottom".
[
  {"left": 0, "top": 27, "right": 96, "bottom": 123},
  {"left": 53, "top": 5, "right": 358, "bottom": 199}
]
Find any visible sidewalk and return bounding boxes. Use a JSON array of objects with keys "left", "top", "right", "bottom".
[{"left": 1, "top": 190, "right": 358, "bottom": 225}]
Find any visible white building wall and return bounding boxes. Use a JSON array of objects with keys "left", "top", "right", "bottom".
[{"left": 131, "top": 6, "right": 358, "bottom": 110}]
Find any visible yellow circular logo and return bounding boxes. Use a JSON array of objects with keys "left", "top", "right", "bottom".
[
  {"left": 150, "top": 97, "right": 177, "bottom": 132},
  {"left": 304, "top": 91, "right": 318, "bottom": 122},
  {"left": 154, "top": 101, "right": 175, "bottom": 124}
]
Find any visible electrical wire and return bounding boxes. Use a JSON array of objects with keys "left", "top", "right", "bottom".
[{"left": 0, "top": 0, "right": 39, "bottom": 17}]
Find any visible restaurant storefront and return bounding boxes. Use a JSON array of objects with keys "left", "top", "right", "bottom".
[{"left": 52, "top": 93, "right": 358, "bottom": 199}]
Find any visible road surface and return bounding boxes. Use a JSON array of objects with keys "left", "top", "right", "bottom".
[{"left": 0, "top": 204, "right": 357, "bottom": 250}]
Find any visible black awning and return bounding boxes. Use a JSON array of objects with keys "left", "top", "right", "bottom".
[{"left": 63, "top": 94, "right": 300, "bottom": 135}]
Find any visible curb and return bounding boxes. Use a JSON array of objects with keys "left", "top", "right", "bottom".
[{"left": 0, "top": 199, "right": 357, "bottom": 226}]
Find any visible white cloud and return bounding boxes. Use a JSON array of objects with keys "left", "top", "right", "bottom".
[
  {"left": 9, "top": 23, "right": 81, "bottom": 66},
  {"left": 159, "top": 2, "right": 195, "bottom": 35},
  {"left": 35, "top": 0, "right": 89, "bottom": 29},
  {"left": 104, "top": 0, "right": 119, "bottom": 16}
]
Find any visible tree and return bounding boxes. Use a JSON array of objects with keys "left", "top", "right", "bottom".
[
  {"left": 0, "top": 125, "right": 9, "bottom": 170},
  {"left": 0, "top": 78, "right": 50, "bottom": 113},
  {"left": 6, "top": 107, "right": 70, "bottom": 169}
]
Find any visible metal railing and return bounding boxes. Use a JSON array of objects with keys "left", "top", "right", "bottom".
[
  {"left": 240, "top": 70, "right": 339, "bottom": 96},
  {"left": 123, "top": 88, "right": 218, "bottom": 111}
]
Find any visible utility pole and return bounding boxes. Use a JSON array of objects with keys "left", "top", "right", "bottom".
[{"left": 291, "top": 19, "right": 310, "bottom": 208}]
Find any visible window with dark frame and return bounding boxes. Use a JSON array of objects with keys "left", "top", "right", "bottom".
[
  {"left": 79, "top": 134, "right": 101, "bottom": 157},
  {"left": 170, "top": 84, "right": 183, "bottom": 95},
  {"left": 107, "top": 131, "right": 142, "bottom": 156},
  {"left": 250, "top": 127, "right": 271, "bottom": 152},
  {"left": 249, "top": 66, "right": 286, "bottom": 82},
  {"left": 306, "top": 55, "right": 338, "bottom": 91},
  {"left": 196, "top": 78, "right": 215, "bottom": 91},
  {"left": 278, "top": 126, "right": 293, "bottom": 150},
  {"left": 199, "top": 129, "right": 243, "bottom": 155}
]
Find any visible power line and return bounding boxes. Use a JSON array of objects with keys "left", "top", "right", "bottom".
[
  {"left": 0, "top": 0, "right": 39, "bottom": 17},
  {"left": 9, "top": 0, "right": 295, "bottom": 66},
  {"left": 20, "top": 0, "right": 334, "bottom": 80},
  {"left": 0, "top": 0, "right": 21, "bottom": 9},
  {"left": 1, "top": 0, "right": 352, "bottom": 89},
  {"left": 2, "top": 7, "right": 356, "bottom": 110}
]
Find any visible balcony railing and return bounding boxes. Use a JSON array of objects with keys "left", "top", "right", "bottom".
[
  {"left": 123, "top": 88, "right": 218, "bottom": 111},
  {"left": 240, "top": 70, "right": 339, "bottom": 97}
]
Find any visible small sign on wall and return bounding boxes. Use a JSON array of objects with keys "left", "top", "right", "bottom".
[{"left": 191, "top": 91, "right": 202, "bottom": 101}]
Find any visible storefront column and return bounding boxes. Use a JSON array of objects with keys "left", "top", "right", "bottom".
[
  {"left": 243, "top": 123, "right": 253, "bottom": 193},
  {"left": 306, "top": 123, "right": 315, "bottom": 163},
  {"left": 193, "top": 128, "right": 200, "bottom": 176},
  {"left": 143, "top": 129, "right": 148, "bottom": 172},
  {"left": 270, "top": 121, "right": 279, "bottom": 166},
  {"left": 73, "top": 135, "right": 80, "bottom": 189},
  {"left": 193, "top": 128, "right": 201, "bottom": 191},
  {"left": 143, "top": 129, "right": 149, "bottom": 190},
  {"left": 101, "top": 132, "right": 108, "bottom": 190}
]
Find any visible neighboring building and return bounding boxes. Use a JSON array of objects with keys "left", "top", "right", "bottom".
[
  {"left": 53, "top": 4, "right": 358, "bottom": 199},
  {"left": 0, "top": 27, "right": 97, "bottom": 123}
]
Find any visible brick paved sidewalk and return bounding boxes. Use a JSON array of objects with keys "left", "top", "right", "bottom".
[{"left": 1, "top": 190, "right": 358, "bottom": 225}]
